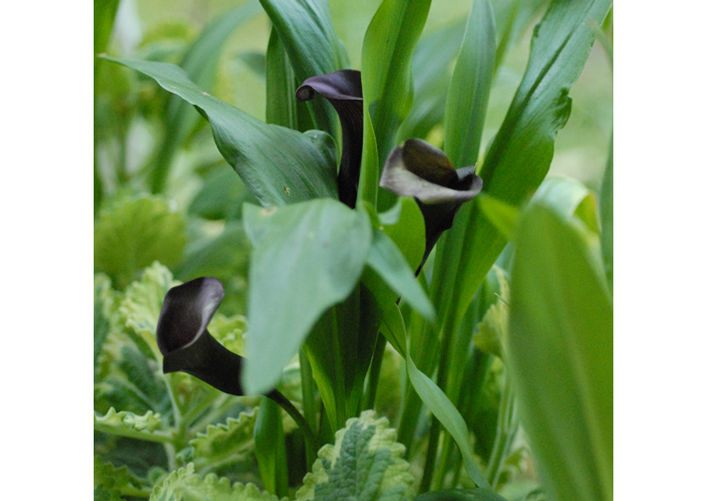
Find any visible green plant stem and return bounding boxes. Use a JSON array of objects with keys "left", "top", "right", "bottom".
[
  {"left": 268, "top": 389, "right": 320, "bottom": 452},
  {"left": 299, "top": 348, "right": 318, "bottom": 471},
  {"left": 485, "top": 375, "right": 515, "bottom": 486},
  {"left": 363, "top": 334, "right": 387, "bottom": 410}
]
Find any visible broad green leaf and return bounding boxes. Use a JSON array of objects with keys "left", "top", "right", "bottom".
[
  {"left": 532, "top": 176, "right": 598, "bottom": 232},
  {"left": 150, "top": 463, "right": 280, "bottom": 501},
  {"left": 150, "top": 2, "right": 261, "bottom": 192},
  {"left": 493, "top": 0, "right": 549, "bottom": 71},
  {"left": 365, "top": 229, "right": 435, "bottom": 322},
  {"left": 405, "top": 354, "right": 489, "bottom": 490},
  {"left": 95, "top": 196, "right": 185, "bottom": 289},
  {"left": 357, "top": 107, "right": 379, "bottom": 207},
  {"left": 242, "top": 199, "right": 372, "bottom": 394},
  {"left": 378, "top": 197, "right": 426, "bottom": 271},
  {"left": 188, "top": 409, "right": 257, "bottom": 471},
  {"left": 431, "top": 0, "right": 612, "bottom": 341},
  {"left": 416, "top": 489, "right": 507, "bottom": 501},
  {"left": 188, "top": 164, "right": 254, "bottom": 221},
  {"left": 444, "top": 0, "right": 496, "bottom": 168},
  {"left": 95, "top": 408, "right": 170, "bottom": 443},
  {"left": 94, "top": 0, "right": 119, "bottom": 57},
  {"left": 599, "top": 138, "right": 613, "bottom": 290},
  {"left": 476, "top": 194, "right": 519, "bottom": 241},
  {"left": 295, "top": 410, "right": 414, "bottom": 500},
  {"left": 397, "top": 19, "right": 465, "bottom": 141},
  {"left": 105, "top": 57, "right": 338, "bottom": 206},
  {"left": 507, "top": 204, "right": 612, "bottom": 501},
  {"left": 361, "top": 0, "right": 432, "bottom": 166},
  {"left": 260, "top": 0, "right": 349, "bottom": 137}
]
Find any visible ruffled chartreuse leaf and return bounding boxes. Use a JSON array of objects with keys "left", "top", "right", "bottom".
[
  {"left": 104, "top": 56, "right": 338, "bottom": 206},
  {"left": 296, "top": 410, "right": 414, "bottom": 500},
  {"left": 187, "top": 409, "right": 257, "bottom": 471},
  {"left": 119, "top": 262, "right": 177, "bottom": 359},
  {"left": 95, "top": 455, "right": 149, "bottom": 501},
  {"left": 95, "top": 407, "right": 170, "bottom": 443},
  {"left": 242, "top": 199, "right": 372, "bottom": 394},
  {"left": 150, "top": 463, "right": 281, "bottom": 501},
  {"left": 95, "top": 196, "right": 186, "bottom": 289}
]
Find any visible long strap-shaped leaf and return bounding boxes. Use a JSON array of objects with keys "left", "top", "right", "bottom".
[
  {"left": 432, "top": 0, "right": 612, "bottom": 334},
  {"left": 105, "top": 57, "right": 338, "bottom": 206},
  {"left": 361, "top": 0, "right": 432, "bottom": 169},
  {"left": 260, "top": 0, "right": 349, "bottom": 139}
]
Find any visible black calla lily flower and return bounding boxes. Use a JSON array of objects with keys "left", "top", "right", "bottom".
[
  {"left": 379, "top": 138, "right": 483, "bottom": 262},
  {"left": 296, "top": 70, "right": 363, "bottom": 208},
  {"left": 156, "top": 277, "right": 244, "bottom": 395}
]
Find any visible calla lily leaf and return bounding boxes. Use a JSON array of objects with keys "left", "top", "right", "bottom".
[
  {"left": 297, "top": 70, "right": 363, "bottom": 207},
  {"left": 380, "top": 138, "right": 483, "bottom": 259},
  {"left": 156, "top": 277, "right": 244, "bottom": 396}
]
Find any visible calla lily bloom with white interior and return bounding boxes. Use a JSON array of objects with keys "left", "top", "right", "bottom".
[{"left": 380, "top": 138, "right": 483, "bottom": 261}]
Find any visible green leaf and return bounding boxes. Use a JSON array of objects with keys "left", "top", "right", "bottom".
[
  {"left": 507, "top": 204, "right": 612, "bottom": 501},
  {"left": 95, "top": 196, "right": 186, "bottom": 289},
  {"left": 150, "top": 2, "right": 261, "bottom": 192},
  {"left": 397, "top": 19, "right": 465, "bottom": 141},
  {"left": 405, "top": 354, "right": 489, "bottom": 490},
  {"left": 444, "top": 0, "right": 496, "bottom": 168},
  {"left": 365, "top": 229, "right": 435, "bottom": 322},
  {"left": 295, "top": 410, "right": 414, "bottom": 500},
  {"left": 378, "top": 197, "right": 426, "bottom": 271},
  {"left": 105, "top": 57, "right": 338, "bottom": 206},
  {"left": 255, "top": 399, "right": 288, "bottom": 497},
  {"left": 361, "top": 0, "right": 432, "bottom": 165},
  {"left": 476, "top": 194, "right": 520, "bottom": 241},
  {"left": 260, "top": 0, "right": 349, "bottom": 137},
  {"left": 532, "top": 176, "right": 598, "bottom": 232},
  {"left": 431, "top": 0, "right": 612, "bottom": 342},
  {"left": 150, "top": 463, "right": 281, "bottom": 501},
  {"left": 599, "top": 138, "right": 613, "bottom": 291},
  {"left": 416, "top": 489, "right": 507, "bottom": 501},
  {"left": 188, "top": 409, "right": 257, "bottom": 471},
  {"left": 265, "top": 28, "right": 299, "bottom": 129},
  {"left": 242, "top": 199, "right": 372, "bottom": 394}
]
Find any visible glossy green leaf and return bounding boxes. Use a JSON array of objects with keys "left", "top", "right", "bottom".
[
  {"left": 476, "top": 194, "right": 519, "bottom": 241},
  {"left": 242, "top": 199, "right": 372, "bottom": 394},
  {"left": 444, "top": 0, "right": 496, "bottom": 168},
  {"left": 416, "top": 489, "right": 507, "bottom": 501},
  {"left": 265, "top": 28, "right": 298, "bottom": 129},
  {"left": 95, "top": 196, "right": 185, "bottom": 289},
  {"left": 150, "top": 463, "right": 280, "bottom": 501},
  {"left": 105, "top": 57, "right": 338, "bottom": 206},
  {"left": 599, "top": 138, "right": 613, "bottom": 290},
  {"left": 295, "top": 410, "right": 414, "bottom": 500},
  {"left": 361, "top": 0, "right": 431, "bottom": 165},
  {"left": 507, "top": 204, "right": 612, "bottom": 501},
  {"left": 397, "top": 19, "right": 465, "bottom": 141},
  {"left": 378, "top": 197, "right": 426, "bottom": 271},
  {"left": 405, "top": 353, "right": 489, "bottom": 490},
  {"left": 365, "top": 229, "right": 435, "bottom": 322},
  {"left": 260, "top": 0, "right": 349, "bottom": 137},
  {"left": 255, "top": 399, "right": 288, "bottom": 497},
  {"left": 431, "top": 0, "right": 612, "bottom": 339},
  {"left": 532, "top": 176, "right": 598, "bottom": 232},
  {"left": 493, "top": 0, "right": 549, "bottom": 71},
  {"left": 150, "top": 2, "right": 262, "bottom": 193}
]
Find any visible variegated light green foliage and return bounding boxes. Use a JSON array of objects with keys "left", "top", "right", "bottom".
[
  {"left": 185, "top": 409, "right": 258, "bottom": 472},
  {"left": 95, "top": 408, "right": 170, "bottom": 442},
  {"left": 473, "top": 266, "right": 510, "bottom": 358},
  {"left": 95, "top": 195, "right": 186, "bottom": 289},
  {"left": 296, "top": 410, "right": 414, "bottom": 500},
  {"left": 151, "top": 463, "right": 282, "bottom": 501},
  {"left": 95, "top": 455, "right": 150, "bottom": 501}
]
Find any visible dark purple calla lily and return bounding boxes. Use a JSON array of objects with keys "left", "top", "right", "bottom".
[
  {"left": 156, "top": 277, "right": 244, "bottom": 395},
  {"left": 296, "top": 70, "right": 363, "bottom": 208},
  {"left": 379, "top": 138, "right": 483, "bottom": 263}
]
